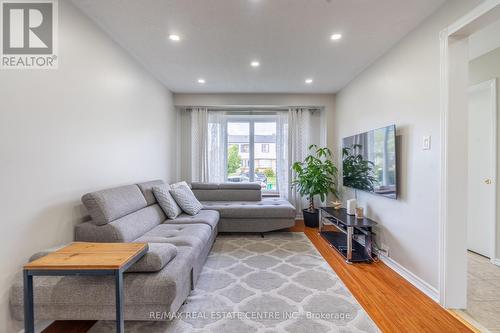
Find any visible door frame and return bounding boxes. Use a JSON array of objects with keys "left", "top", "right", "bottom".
[
  {"left": 468, "top": 79, "right": 497, "bottom": 260},
  {"left": 439, "top": 0, "right": 500, "bottom": 308}
]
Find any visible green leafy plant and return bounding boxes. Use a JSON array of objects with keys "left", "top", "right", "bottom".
[
  {"left": 292, "top": 145, "right": 339, "bottom": 212},
  {"left": 263, "top": 168, "right": 275, "bottom": 178},
  {"left": 227, "top": 144, "right": 242, "bottom": 175},
  {"left": 342, "top": 144, "right": 377, "bottom": 191}
]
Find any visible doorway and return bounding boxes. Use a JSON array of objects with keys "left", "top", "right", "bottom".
[
  {"left": 440, "top": 1, "right": 500, "bottom": 330},
  {"left": 467, "top": 80, "right": 497, "bottom": 259},
  {"left": 465, "top": 78, "right": 499, "bottom": 331}
]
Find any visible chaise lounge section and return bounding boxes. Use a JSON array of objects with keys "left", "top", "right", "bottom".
[{"left": 191, "top": 182, "right": 296, "bottom": 232}]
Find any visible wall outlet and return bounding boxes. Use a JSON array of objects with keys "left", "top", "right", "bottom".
[{"left": 379, "top": 243, "right": 390, "bottom": 256}]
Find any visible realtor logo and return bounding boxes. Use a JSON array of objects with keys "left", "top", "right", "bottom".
[{"left": 1, "top": 0, "right": 58, "bottom": 69}]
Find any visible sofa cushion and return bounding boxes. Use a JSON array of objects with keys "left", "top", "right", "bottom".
[
  {"left": 190, "top": 182, "right": 219, "bottom": 190},
  {"left": 170, "top": 185, "right": 203, "bottom": 215},
  {"left": 219, "top": 183, "right": 261, "bottom": 190},
  {"left": 167, "top": 210, "right": 219, "bottom": 230},
  {"left": 137, "top": 180, "right": 165, "bottom": 206},
  {"left": 201, "top": 198, "right": 296, "bottom": 219},
  {"left": 134, "top": 224, "right": 212, "bottom": 250},
  {"left": 191, "top": 182, "right": 262, "bottom": 201},
  {"left": 75, "top": 204, "right": 166, "bottom": 243},
  {"left": 153, "top": 184, "right": 182, "bottom": 219},
  {"left": 82, "top": 185, "right": 147, "bottom": 226},
  {"left": 191, "top": 182, "right": 261, "bottom": 190},
  {"left": 127, "top": 243, "right": 177, "bottom": 273}
]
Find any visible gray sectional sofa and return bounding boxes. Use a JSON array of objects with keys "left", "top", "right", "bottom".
[{"left": 10, "top": 180, "right": 295, "bottom": 322}]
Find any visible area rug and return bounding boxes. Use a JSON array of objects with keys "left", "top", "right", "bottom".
[{"left": 89, "top": 232, "right": 379, "bottom": 333}]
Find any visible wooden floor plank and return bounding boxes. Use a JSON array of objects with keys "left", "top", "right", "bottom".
[{"left": 44, "top": 221, "right": 473, "bottom": 333}]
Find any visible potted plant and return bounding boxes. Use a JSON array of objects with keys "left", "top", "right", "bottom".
[{"left": 292, "top": 145, "right": 339, "bottom": 227}]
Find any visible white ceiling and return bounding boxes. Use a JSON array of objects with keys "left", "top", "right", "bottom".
[{"left": 72, "top": 0, "right": 445, "bottom": 93}]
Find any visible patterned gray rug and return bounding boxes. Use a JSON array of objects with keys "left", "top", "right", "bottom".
[{"left": 89, "top": 233, "right": 379, "bottom": 333}]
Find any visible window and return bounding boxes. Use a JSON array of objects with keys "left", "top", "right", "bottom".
[{"left": 226, "top": 117, "right": 278, "bottom": 192}]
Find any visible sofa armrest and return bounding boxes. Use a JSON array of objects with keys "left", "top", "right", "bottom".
[
  {"left": 191, "top": 182, "right": 262, "bottom": 201},
  {"left": 28, "top": 244, "right": 67, "bottom": 262}
]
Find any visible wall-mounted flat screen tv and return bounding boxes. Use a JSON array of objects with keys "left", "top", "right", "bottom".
[{"left": 342, "top": 125, "right": 397, "bottom": 199}]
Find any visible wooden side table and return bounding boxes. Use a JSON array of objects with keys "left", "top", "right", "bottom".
[{"left": 23, "top": 242, "right": 148, "bottom": 333}]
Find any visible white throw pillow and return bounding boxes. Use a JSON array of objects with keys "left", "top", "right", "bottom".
[
  {"left": 169, "top": 185, "right": 203, "bottom": 216},
  {"left": 152, "top": 184, "right": 182, "bottom": 219}
]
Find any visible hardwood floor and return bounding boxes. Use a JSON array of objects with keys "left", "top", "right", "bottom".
[
  {"left": 292, "top": 221, "right": 473, "bottom": 333},
  {"left": 43, "top": 221, "right": 473, "bottom": 333},
  {"left": 42, "top": 320, "right": 96, "bottom": 333}
]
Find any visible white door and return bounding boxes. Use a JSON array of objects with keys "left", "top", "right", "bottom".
[{"left": 467, "top": 79, "right": 497, "bottom": 258}]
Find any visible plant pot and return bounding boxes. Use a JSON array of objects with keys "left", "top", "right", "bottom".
[{"left": 303, "top": 209, "right": 319, "bottom": 228}]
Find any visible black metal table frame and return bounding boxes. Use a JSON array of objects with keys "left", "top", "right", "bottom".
[
  {"left": 23, "top": 246, "right": 147, "bottom": 333},
  {"left": 319, "top": 208, "right": 375, "bottom": 263}
]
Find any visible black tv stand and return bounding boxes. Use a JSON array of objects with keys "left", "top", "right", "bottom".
[{"left": 319, "top": 207, "right": 377, "bottom": 263}]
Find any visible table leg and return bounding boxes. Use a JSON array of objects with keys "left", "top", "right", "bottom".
[
  {"left": 347, "top": 226, "right": 353, "bottom": 262},
  {"left": 23, "top": 270, "right": 34, "bottom": 333},
  {"left": 115, "top": 270, "right": 124, "bottom": 333},
  {"left": 318, "top": 209, "right": 322, "bottom": 233},
  {"left": 365, "top": 229, "right": 373, "bottom": 259}
]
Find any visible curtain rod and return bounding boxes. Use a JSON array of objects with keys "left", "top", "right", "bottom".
[{"left": 177, "top": 105, "right": 324, "bottom": 111}]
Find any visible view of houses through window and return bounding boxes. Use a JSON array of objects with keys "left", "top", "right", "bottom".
[{"left": 227, "top": 118, "right": 278, "bottom": 192}]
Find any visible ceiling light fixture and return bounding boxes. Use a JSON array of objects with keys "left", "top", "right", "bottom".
[
  {"left": 250, "top": 61, "right": 260, "bottom": 67},
  {"left": 168, "top": 34, "right": 181, "bottom": 41},
  {"left": 197, "top": 78, "right": 205, "bottom": 84},
  {"left": 305, "top": 78, "right": 313, "bottom": 84},
  {"left": 330, "top": 33, "right": 342, "bottom": 41}
]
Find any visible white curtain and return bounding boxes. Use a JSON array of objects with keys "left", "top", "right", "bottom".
[
  {"left": 207, "top": 111, "right": 227, "bottom": 182},
  {"left": 287, "top": 107, "right": 311, "bottom": 213},
  {"left": 190, "top": 107, "right": 209, "bottom": 182},
  {"left": 276, "top": 111, "right": 289, "bottom": 199}
]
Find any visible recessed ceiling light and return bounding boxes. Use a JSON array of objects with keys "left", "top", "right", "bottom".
[
  {"left": 330, "top": 33, "right": 342, "bottom": 41},
  {"left": 305, "top": 78, "right": 313, "bottom": 84},
  {"left": 250, "top": 61, "right": 260, "bottom": 67},
  {"left": 197, "top": 78, "right": 205, "bottom": 84},
  {"left": 168, "top": 34, "right": 181, "bottom": 41}
]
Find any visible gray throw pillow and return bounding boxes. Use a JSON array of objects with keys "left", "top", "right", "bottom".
[
  {"left": 170, "top": 181, "right": 190, "bottom": 189},
  {"left": 152, "top": 184, "right": 182, "bottom": 219},
  {"left": 170, "top": 185, "right": 203, "bottom": 215},
  {"left": 127, "top": 243, "right": 177, "bottom": 272}
]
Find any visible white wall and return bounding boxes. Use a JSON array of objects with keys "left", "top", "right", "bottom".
[
  {"left": 332, "top": 0, "right": 482, "bottom": 291},
  {"left": 469, "top": 46, "right": 500, "bottom": 259},
  {"left": 469, "top": 19, "right": 500, "bottom": 60},
  {"left": 0, "top": 2, "right": 175, "bottom": 331},
  {"left": 174, "top": 93, "right": 334, "bottom": 181}
]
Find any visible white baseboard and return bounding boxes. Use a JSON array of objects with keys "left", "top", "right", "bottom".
[
  {"left": 491, "top": 258, "right": 500, "bottom": 267},
  {"left": 379, "top": 253, "right": 439, "bottom": 303}
]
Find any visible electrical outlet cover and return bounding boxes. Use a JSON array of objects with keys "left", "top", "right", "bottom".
[{"left": 423, "top": 136, "right": 431, "bottom": 150}]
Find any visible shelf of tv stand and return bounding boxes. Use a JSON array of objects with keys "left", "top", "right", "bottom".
[
  {"left": 320, "top": 230, "right": 372, "bottom": 262},
  {"left": 319, "top": 207, "right": 377, "bottom": 263}
]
